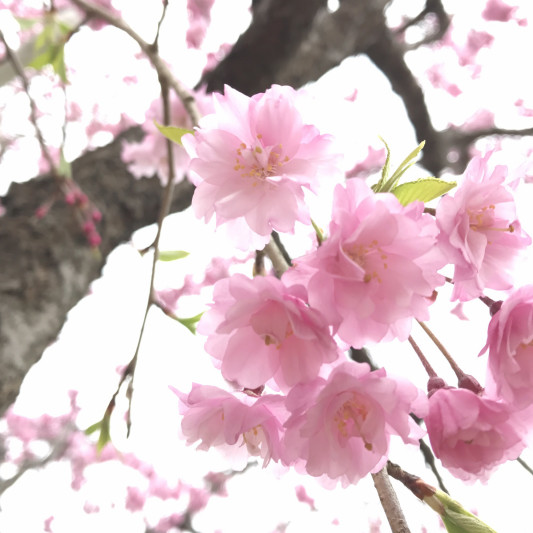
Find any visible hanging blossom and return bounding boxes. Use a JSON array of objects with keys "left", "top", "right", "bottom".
[
  {"left": 282, "top": 362, "right": 426, "bottom": 486},
  {"left": 425, "top": 387, "right": 527, "bottom": 481},
  {"left": 284, "top": 179, "right": 444, "bottom": 348},
  {"left": 197, "top": 274, "right": 339, "bottom": 391},
  {"left": 480, "top": 285, "right": 533, "bottom": 409},
  {"left": 174, "top": 384, "right": 287, "bottom": 468},
  {"left": 436, "top": 152, "right": 531, "bottom": 301},
  {"left": 182, "top": 85, "right": 343, "bottom": 248}
]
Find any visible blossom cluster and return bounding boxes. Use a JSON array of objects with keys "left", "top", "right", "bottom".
[{"left": 175, "top": 84, "right": 533, "bottom": 486}]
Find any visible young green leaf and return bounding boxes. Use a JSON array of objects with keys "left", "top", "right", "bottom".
[
  {"left": 154, "top": 122, "right": 194, "bottom": 145},
  {"left": 381, "top": 140, "right": 425, "bottom": 192},
  {"left": 392, "top": 178, "right": 456, "bottom": 206},
  {"left": 158, "top": 250, "right": 190, "bottom": 262},
  {"left": 175, "top": 312, "right": 204, "bottom": 335},
  {"left": 372, "top": 136, "right": 392, "bottom": 192}
]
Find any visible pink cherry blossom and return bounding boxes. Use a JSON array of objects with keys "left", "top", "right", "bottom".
[
  {"left": 436, "top": 152, "right": 531, "bottom": 301},
  {"left": 182, "top": 85, "right": 342, "bottom": 247},
  {"left": 198, "top": 274, "right": 339, "bottom": 390},
  {"left": 425, "top": 387, "right": 526, "bottom": 481},
  {"left": 282, "top": 362, "right": 426, "bottom": 485},
  {"left": 480, "top": 286, "right": 533, "bottom": 409},
  {"left": 175, "top": 384, "right": 286, "bottom": 467},
  {"left": 285, "top": 179, "right": 444, "bottom": 348},
  {"left": 122, "top": 89, "right": 211, "bottom": 184}
]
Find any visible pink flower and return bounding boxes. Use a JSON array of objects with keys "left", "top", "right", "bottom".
[
  {"left": 426, "top": 387, "right": 526, "bottom": 481},
  {"left": 175, "top": 384, "right": 286, "bottom": 467},
  {"left": 182, "top": 85, "right": 342, "bottom": 247},
  {"left": 122, "top": 89, "right": 211, "bottom": 184},
  {"left": 285, "top": 179, "right": 443, "bottom": 348},
  {"left": 480, "top": 286, "right": 533, "bottom": 409},
  {"left": 186, "top": 0, "right": 215, "bottom": 48},
  {"left": 198, "top": 274, "right": 339, "bottom": 390},
  {"left": 282, "top": 362, "right": 426, "bottom": 485},
  {"left": 436, "top": 152, "right": 531, "bottom": 301}
]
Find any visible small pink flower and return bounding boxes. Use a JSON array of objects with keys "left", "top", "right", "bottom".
[
  {"left": 436, "top": 152, "right": 531, "bottom": 301},
  {"left": 182, "top": 85, "right": 342, "bottom": 247},
  {"left": 425, "top": 387, "right": 526, "bottom": 481},
  {"left": 480, "top": 286, "right": 533, "bottom": 409},
  {"left": 175, "top": 384, "right": 286, "bottom": 467},
  {"left": 285, "top": 179, "right": 443, "bottom": 348},
  {"left": 198, "top": 274, "right": 339, "bottom": 390},
  {"left": 282, "top": 362, "right": 426, "bottom": 485}
]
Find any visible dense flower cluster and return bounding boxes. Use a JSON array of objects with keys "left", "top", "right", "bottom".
[{"left": 176, "top": 84, "right": 533, "bottom": 487}]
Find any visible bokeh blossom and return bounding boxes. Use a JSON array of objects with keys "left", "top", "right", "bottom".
[
  {"left": 481, "top": 285, "right": 533, "bottom": 409},
  {"left": 425, "top": 387, "right": 527, "bottom": 481},
  {"left": 182, "top": 85, "right": 342, "bottom": 248},
  {"left": 282, "top": 362, "right": 426, "bottom": 485},
  {"left": 436, "top": 152, "right": 531, "bottom": 301},
  {"left": 198, "top": 274, "right": 339, "bottom": 391},
  {"left": 285, "top": 179, "right": 444, "bottom": 348}
]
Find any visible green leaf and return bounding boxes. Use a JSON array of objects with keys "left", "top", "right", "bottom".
[
  {"left": 158, "top": 250, "right": 190, "bottom": 262},
  {"left": 51, "top": 44, "right": 67, "bottom": 83},
  {"left": 154, "top": 122, "right": 193, "bottom": 145},
  {"left": 392, "top": 178, "right": 456, "bottom": 206},
  {"left": 372, "top": 136, "right": 392, "bottom": 192},
  {"left": 84, "top": 421, "right": 101, "bottom": 436},
  {"left": 175, "top": 312, "right": 204, "bottom": 335},
  {"left": 15, "top": 17, "right": 40, "bottom": 30},
  {"left": 311, "top": 218, "right": 325, "bottom": 245},
  {"left": 59, "top": 149, "right": 72, "bottom": 179},
  {"left": 381, "top": 140, "right": 425, "bottom": 192},
  {"left": 96, "top": 415, "right": 111, "bottom": 452}
]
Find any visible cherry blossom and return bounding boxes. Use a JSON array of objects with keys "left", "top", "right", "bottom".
[
  {"left": 285, "top": 179, "right": 444, "bottom": 348},
  {"left": 182, "top": 84, "right": 342, "bottom": 247},
  {"left": 175, "top": 384, "right": 286, "bottom": 467},
  {"left": 425, "top": 387, "right": 527, "bottom": 481},
  {"left": 436, "top": 152, "right": 531, "bottom": 301},
  {"left": 282, "top": 362, "right": 426, "bottom": 485},
  {"left": 198, "top": 274, "right": 339, "bottom": 390},
  {"left": 480, "top": 285, "right": 533, "bottom": 409}
]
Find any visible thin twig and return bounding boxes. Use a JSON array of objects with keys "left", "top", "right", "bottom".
[
  {"left": 371, "top": 467, "right": 412, "bottom": 533},
  {"left": 407, "top": 335, "right": 437, "bottom": 378},
  {"left": 69, "top": 0, "right": 201, "bottom": 126},
  {"left": 516, "top": 456, "right": 533, "bottom": 477},
  {"left": 417, "top": 320, "right": 464, "bottom": 379}
]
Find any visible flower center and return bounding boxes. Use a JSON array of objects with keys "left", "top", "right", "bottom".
[
  {"left": 343, "top": 240, "right": 388, "bottom": 284},
  {"left": 233, "top": 134, "right": 290, "bottom": 184},
  {"left": 333, "top": 393, "right": 373, "bottom": 450},
  {"left": 468, "top": 204, "right": 515, "bottom": 234},
  {"left": 242, "top": 424, "right": 266, "bottom": 456}
]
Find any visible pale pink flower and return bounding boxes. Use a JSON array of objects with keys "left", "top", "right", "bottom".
[
  {"left": 436, "top": 152, "right": 531, "bottom": 301},
  {"left": 345, "top": 146, "right": 386, "bottom": 178},
  {"left": 285, "top": 179, "right": 443, "bottom": 348},
  {"left": 182, "top": 85, "right": 342, "bottom": 247},
  {"left": 282, "top": 362, "right": 426, "bottom": 485},
  {"left": 480, "top": 286, "right": 533, "bottom": 409},
  {"left": 175, "top": 384, "right": 286, "bottom": 467},
  {"left": 122, "top": 89, "right": 211, "bottom": 184},
  {"left": 425, "top": 387, "right": 526, "bottom": 481},
  {"left": 198, "top": 274, "right": 339, "bottom": 390}
]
